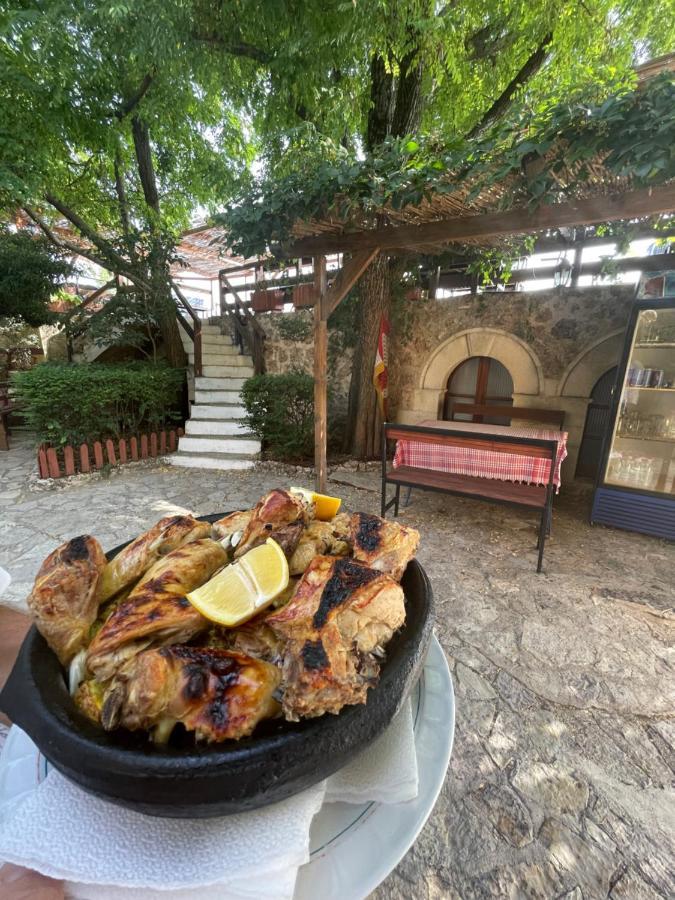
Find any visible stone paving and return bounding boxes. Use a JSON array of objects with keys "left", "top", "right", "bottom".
[{"left": 1, "top": 439, "right": 674, "bottom": 899}]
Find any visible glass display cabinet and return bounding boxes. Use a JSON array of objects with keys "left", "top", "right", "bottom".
[{"left": 591, "top": 268, "right": 675, "bottom": 539}]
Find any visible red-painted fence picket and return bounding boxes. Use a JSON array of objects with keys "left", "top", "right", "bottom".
[{"left": 36, "top": 427, "right": 182, "bottom": 480}]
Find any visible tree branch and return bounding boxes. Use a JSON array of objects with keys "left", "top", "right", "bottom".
[
  {"left": 29, "top": 199, "right": 153, "bottom": 293},
  {"left": 21, "top": 205, "right": 119, "bottom": 272},
  {"left": 131, "top": 116, "right": 160, "bottom": 214},
  {"left": 115, "top": 73, "right": 154, "bottom": 120},
  {"left": 466, "top": 33, "right": 553, "bottom": 139},
  {"left": 114, "top": 145, "right": 131, "bottom": 236},
  {"left": 44, "top": 192, "right": 128, "bottom": 265},
  {"left": 193, "top": 34, "right": 271, "bottom": 63}
]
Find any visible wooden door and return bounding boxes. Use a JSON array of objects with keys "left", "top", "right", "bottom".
[{"left": 443, "top": 356, "right": 514, "bottom": 424}]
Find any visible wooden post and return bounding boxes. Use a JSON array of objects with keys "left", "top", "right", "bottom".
[{"left": 313, "top": 255, "right": 328, "bottom": 493}]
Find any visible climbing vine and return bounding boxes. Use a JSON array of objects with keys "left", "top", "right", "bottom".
[{"left": 218, "top": 74, "right": 675, "bottom": 260}]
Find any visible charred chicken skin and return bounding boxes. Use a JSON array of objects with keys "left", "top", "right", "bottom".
[
  {"left": 101, "top": 645, "right": 281, "bottom": 742},
  {"left": 234, "top": 489, "right": 309, "bottom": 558},
  {"left": 350, "top": 513, "right": 419, "bottom": 582},
  {"left": 27, "top": 535, "right": 106, "bottom": 666},
  {"left": 87, "top": 538, "right": 227, "bottom": 681},
  {"left": 98, "top": 514, "right": 211, "bottom": 603},
  {"left": 266, "top": 555, "right": 405, "bottom": 720}
]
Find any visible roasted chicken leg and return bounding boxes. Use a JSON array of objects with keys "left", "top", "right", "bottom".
[
  {"left": 350, "top": 513, "right": 419, "bottom": 581},
  {"left": 234, "top": 489, "right": 309, "bottom": 558},
  {"left": 27, "top": 535, "right": 107, "bottom": 666},
  {"left": 266, "top": 555, "right": 405, "bottom": 720},
  {"left": 98, "top": 514, "right": 211, "bottom": 602},
  {"left": 101, "top": 645, "right": 281, "bottom": 742},
  {"left": 87, "top": 538, "right": 227, "bottom": 681}
]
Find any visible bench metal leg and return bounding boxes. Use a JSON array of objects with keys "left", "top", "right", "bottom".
[
  {"left": 403, "top": 486, "right": 412, "bottom": 508},
  {"left": 394, "top": 484, "right": 401, "bottom": 517},
  {"left": 536, "top": 508, "right": 547, "bottom": 573}
]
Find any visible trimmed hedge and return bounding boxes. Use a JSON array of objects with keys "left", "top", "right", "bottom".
[
  {"left": 241, "top": 372, "right": 316, "bottom": 461},
  {"left": 12, "top": 362, "right": 184, "bottom": 446}
]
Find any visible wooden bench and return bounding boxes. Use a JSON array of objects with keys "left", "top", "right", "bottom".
[
  {"left": 381, "top": 423, "right": 559, "bottom": 573},
  {"left": 449, "top": 403, "right": 565, "bottom": 430}
]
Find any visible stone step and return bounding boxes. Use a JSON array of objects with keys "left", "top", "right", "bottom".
[
  {"left": 199, "top": 323, "right": 225, "bottom": 335},
  {"left": 201, "top": 366, "right": 253, "bottom": 380},
  {"left": 190, "top": 404, "right": 245, "bottom": 420},
  {"left": 195, "top": 376, "right": 249, "bottom": 391},
  {"left": 194, "top": 389, "right": 242, "bottom": 404},
  {"left": 185, "top": 419, "right": 249, "bottom": 436},
  {"left": 199, "top": 338, "right": 238, "bottom": 351},
  {"left": 168, "top": 453, "right": 256, "bottom": 471},
  {"left": 202, "top": 366, "right": 253, "bottom": 391},
  {"left": 189, "top": 352, "right": 251, "bottom": 367},
  {"left": 178, "top": 435, "right": 261, "bottom": 455}
]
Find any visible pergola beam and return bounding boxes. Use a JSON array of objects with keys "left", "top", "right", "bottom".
[
  {"left": 324, "top": 248, "right": 380, "bottom": 316},
  {"left": 287, "top": 185, "right": 675, "bottom": 256}
]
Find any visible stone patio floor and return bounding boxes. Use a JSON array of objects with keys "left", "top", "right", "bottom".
[{"left": 1, "top": 437, "right": 674, "bottom": 899}]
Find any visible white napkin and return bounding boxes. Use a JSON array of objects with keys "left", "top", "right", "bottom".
[{"left": 0, "top": 700, "right": 417, "bottom": 899}]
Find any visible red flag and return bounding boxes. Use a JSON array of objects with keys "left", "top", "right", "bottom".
[{"left": 373, "top": 315, "right": 390, "bottom": 419}]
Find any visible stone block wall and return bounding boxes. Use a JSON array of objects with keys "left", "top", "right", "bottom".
[
  {"left": 260, "top": 310, "right": 354, "bottom": 419},
  {"left": 259, "top": 285, "right": 635, "bottom": 479}
]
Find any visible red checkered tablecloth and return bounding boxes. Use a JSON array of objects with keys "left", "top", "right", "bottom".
[{"left": 393, "top": 420, "right": 568, "bottom": 490}]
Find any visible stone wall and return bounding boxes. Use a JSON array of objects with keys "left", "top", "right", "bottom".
[
  {"left": 260, "top": 310, "right": 354, "bottom": 418},
  {"left": 258, "top": 285, "right": 634, "bottom": 479}
]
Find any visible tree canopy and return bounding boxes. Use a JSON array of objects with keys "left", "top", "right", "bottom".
[{"left": 0, "top": 229, "right": 72, "bottom": 326}]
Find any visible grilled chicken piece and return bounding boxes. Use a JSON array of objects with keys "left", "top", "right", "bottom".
[
  {"left": 27, "top": 535, "right": 106, "bottom": 666},
  {"left": 87, "top": 538, "right": 227, "bottom": 681},
  {"left": 101, "top": 645, "right": 281, "bottom": 742},
  {"left": 266, "top": 556, "right": 405, "bottom": 720},
  {"left": 350, "top": 513, "right": 420, "bottom": 582},
  {"left": 289, "top": 520, "right": 350, "bottom": 575},
  {"left": 234, "top": 489, "right": 309, "bottom": 558},
  {"left": 212, "top": 510, "right": 253, "bottom": 548},
  {"left": 207, "top": 612, "right": 286, "bottom": 665},
  {"left": 99, "top": 514, "right": 211, "bottom": 602},
  {"left": 74, "top": 679, "right": 105, "bottom": 725}
]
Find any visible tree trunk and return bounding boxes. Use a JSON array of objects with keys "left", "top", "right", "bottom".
[
  {"left": 344, "top": 38, "right": 425, "bottom": 458},
  {"left": 344, "top": 253, "right": 390, "bottom": 457}
]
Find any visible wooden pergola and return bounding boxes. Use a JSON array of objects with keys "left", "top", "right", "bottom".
[{"left": 281, "top": 182, "right": 675, "bottom": 493}]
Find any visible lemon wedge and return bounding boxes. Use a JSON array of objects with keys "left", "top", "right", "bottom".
[
  {"left": 290, "top": 487, "right": 342, "bottom": 521},
  {"left": 186, "top": 538, "right": 289, "bottom": 627}
]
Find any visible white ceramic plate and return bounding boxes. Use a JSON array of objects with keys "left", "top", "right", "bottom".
[
  {"left": 0, "top": 635, "right": 454, "bottom": 900},
  {"left": 294, "top": 634, "right": 454, "bottom": 899}
]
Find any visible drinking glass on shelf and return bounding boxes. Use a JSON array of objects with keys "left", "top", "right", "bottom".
[{"left": 640, "top": 309, "right": 659, "bottom": 343}]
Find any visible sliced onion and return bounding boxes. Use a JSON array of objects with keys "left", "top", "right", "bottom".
[{"left": 68, "top": 649, "right": 88, "bottom": 696}]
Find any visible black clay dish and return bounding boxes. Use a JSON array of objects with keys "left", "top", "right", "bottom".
[{"left": 0, "top": 513, "right": 434, "bottom": 817}]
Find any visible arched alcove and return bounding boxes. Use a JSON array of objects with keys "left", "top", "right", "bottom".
[
  {"left": 407, "top": 328, "right": 542, "bottom": 420},
  {"left": 558, "top": 330, "right": 624, "bottom": 398}
]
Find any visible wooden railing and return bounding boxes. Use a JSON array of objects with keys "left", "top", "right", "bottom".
[
  {"left": 219, "top": 274, "right": 265, "bottom": 375},
  {"left": 170, "top": 281, "right": 202, "bottom": 377}
]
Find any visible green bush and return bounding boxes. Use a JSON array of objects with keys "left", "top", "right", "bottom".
[
  {"left": 241, "top": 372, "right": 317, "bottom": 461},
  {"left": 12, "top": 362, "right": 184, "bottom": 446}
]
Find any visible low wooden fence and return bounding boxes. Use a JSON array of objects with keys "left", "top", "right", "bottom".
[{"left": 37, "top": 428, "right": 184, "bottom": 479}]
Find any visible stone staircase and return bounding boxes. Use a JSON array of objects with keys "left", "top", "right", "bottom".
[{"left": 169, "top": 322, "right": 261, "bottom": 470}]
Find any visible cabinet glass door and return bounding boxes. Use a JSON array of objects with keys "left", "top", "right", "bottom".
[{"left": 604, "top": 305, "right": 675, "bottom": 495}]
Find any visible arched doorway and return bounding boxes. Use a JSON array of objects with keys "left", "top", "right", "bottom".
[
  {"left": 575, "top": 367, "right": 617, "bottom": 479},
  {"left": 443, "top": 356, "right": 514, "bottom": 424}
]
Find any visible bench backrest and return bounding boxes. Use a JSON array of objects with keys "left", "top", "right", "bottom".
[
  {"left": 450, "top": 402, "right": 565, "bottom": 430},
  {"left": 383, "top": 422, "right": 559, "bottom": 490}
]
